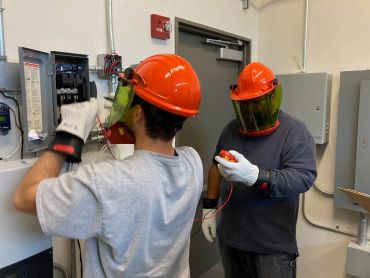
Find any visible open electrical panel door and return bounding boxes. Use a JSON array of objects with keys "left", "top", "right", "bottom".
[
  {"left": 18, "top": 47, "right": 55, "bottom": 153},
  {"left": 18, "top": 47, "right": 90, "bottom": 153}
]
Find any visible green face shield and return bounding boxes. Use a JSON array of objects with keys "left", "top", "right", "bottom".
[
  {"left": 232, "top": 84, "right": 282, "bottom": 135},
  {"left": 106, "top": 79, "right": 135, "bottom": 128}
]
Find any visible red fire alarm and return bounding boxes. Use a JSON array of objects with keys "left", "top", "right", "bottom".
[{"left": 151, "top": 14, "right": 171, "bottom": 40}]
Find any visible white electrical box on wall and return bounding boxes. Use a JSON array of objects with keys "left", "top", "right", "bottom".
[{"left": 276, "top": 73, "right": 332, "bottom": 144}]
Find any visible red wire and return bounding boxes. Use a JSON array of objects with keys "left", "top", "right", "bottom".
[
  {"left": 107, "top": 60, "right": 120, "bottom": 73},
  {"left": 96, "top": 114, "right": 116, "bottom": 160},
  {"left": 193, "top": 183, "right": 234, "bottom": 222}
]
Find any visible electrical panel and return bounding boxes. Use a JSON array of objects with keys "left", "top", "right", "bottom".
[
  {"left": 52, "top": 51, "right": 90, "bottom": 122},
  {"left": 18, "top": 47, "right": 90, "bottom": 153},
  {"left": 346, "top": 242, "right": 370, "bottom": 277},
  {"left": 276, "top": 73, "right": 332, "bottom": 144},
  {"left": 334, "top": 71, "right": 370, "bottom": 213}
]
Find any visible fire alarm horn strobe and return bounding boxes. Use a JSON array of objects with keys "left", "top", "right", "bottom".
[{"left": 151, "top": 14, "right": 171, "bottom": 40}]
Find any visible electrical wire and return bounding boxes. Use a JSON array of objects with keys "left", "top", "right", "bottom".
[
  {"left": 93, "top": 144, "right": 117, "bottom": 163},
  {"left": 0, "top": 135, "right": 21, "bottom": 159},
  {"left": 313, "top": 182, "right": 334, "bottom": 197},
  {"left": 53, "top": 263, "right": 70, "bottom": 278},
  {"left": 191, "top": 206, "right": 218, "bottom": 238},
  {"left": 0, "top": 88, "right": 20, "bottom": 93},
  {"left": 103, "top": 53, "right": 121, "bottom": 76},
  {"left": 193, "top": 183, "right": 234, "bottom": 223},
  {"left": 191, "top": 186, "right": 234, "bottom": 237},
  {"left": 96, "top": 114, "right": 116, "bottom": 160},
  {"left": 77, "top": 240, "right": 83, "bottom": 278},
  {"left": 302, "top": 192, "right": 370, "bottom": 240}
]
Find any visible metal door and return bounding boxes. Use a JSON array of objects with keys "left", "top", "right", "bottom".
[{"left": 175, "top": 18, "right": 251, "bottom": 277}]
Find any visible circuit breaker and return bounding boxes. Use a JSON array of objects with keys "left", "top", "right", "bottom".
[{"left": 18, "top": 47, "right": 90, "bottom": 153}]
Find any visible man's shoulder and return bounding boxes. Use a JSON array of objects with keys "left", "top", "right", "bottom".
[
  {"left": 279, "top": 111, "right": 310, "bottom": 133},
  {"left": 278, "top": 111, "right": 314, "bottom": 146},
  {"left": 176, "top": 146, "right": 202, "bottom": 164}
]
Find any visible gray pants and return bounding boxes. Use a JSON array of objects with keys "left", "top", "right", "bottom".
[{"left": 218, "top": 239, "right": 297, "bottom": 278}]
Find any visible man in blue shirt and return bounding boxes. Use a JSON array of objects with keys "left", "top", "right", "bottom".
[{"left": 202, "top": 62, "right": 317, "bottom": 278}]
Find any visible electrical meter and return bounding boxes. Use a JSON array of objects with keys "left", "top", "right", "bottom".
[
  {"left": 0, "top": 103, "right": 11, "bottom": 135},
  {"left": 18, "top": 47, "right": 90, "bottom": 152}
]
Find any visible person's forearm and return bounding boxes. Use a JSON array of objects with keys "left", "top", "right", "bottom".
[
  {"left": 13, "top": 151, "right": 66, "bottom": 214},
  {"left": 206, "top": 163, "right": 222, "bottom": 199}
]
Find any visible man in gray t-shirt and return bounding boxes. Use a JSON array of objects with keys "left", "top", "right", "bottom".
[{"left": 13, "top": 54, "right": 203, "bottom": 277}]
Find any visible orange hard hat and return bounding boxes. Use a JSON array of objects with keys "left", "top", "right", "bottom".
[
  {"left": 126, "top": 54, "right": 201, "bottom": 117},
  {"left": 230, "top": 62, "right": 277, "bottom": 101}
]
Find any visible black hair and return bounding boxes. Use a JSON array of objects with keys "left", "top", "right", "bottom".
[{"left": 131, "top": 94, "right": 186, "bottom": 141}]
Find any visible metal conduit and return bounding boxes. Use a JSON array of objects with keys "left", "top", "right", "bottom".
[
  {"left": 302, "top": 193, "right": 370, "bottom": 240},
  {"left": 0, "top": 0, "right": 6, "bottom": 60},
  {"left": 301, "top": 0, "right": 309, "bottom": 72},
  {"left": 106, "top": 0, "right": 117, "bottom": 94},
  {"left": 107, "top": 0, "right": 115, "bottom": 53}
]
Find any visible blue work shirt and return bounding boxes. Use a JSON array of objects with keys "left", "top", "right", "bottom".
[{"left": 214, "top": 111, "right": 317, "bottom": 255}]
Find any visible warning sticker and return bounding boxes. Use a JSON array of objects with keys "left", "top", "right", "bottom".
[{"left": 24, "top": 62, "right": 43, "bottom": 133}]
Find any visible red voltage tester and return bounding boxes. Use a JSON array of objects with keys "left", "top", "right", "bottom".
[{"left": 219, "top": 150, "right": 237, "bottom": 162}]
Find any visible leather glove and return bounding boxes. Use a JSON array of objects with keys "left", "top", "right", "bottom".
[
  {"left": 202, "top": 208, "right": 217, "bottom": 243},
  {"left": 215, "top": 150, "right": 259, "bottom": 186},
  {"left": 50, "top": 99, "right": 98, "bottom": 162}
]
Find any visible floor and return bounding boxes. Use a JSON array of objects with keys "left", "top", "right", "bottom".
[{"left": 198, "top": 262, "right": 224, "bottom": 278}]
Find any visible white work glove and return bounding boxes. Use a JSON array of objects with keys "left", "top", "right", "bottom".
[
  {"left": 202, "top": 209, "right": 217, "bottom": 243},
  {"left": 56, "top": 98, "right": 98, "bottom": 143},
  {"left": 215, "top": 150, "right": 259, "bottom": 186}
]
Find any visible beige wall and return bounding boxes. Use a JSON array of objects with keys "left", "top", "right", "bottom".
[
  {"left": 3, "top": 0, "right": 259, "bottom": 64},
  {"left": 259, "top": 0, "right": 370, "bottom": 277}
]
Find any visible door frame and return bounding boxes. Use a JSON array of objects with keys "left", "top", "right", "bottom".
[
  {"left": 174, "top": 17, "right": 252, "bottom": 72},
  {"left": 175, "top": 19, "right": 252, "bottom": 277}
]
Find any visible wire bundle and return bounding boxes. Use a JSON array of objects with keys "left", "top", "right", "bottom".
[{"left": 104, "top": 53, "right": 121, "bottom": 76}]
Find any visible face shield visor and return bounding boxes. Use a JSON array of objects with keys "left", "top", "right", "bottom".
[
  {"left": 107, "top": 78, "right": 135, "bottom": 128},
  {"left": 105, "top": 77, "right": 136, "bottom": 144},
  {"left": 232, "top": 84, "right": 282, "bottom": 136}
]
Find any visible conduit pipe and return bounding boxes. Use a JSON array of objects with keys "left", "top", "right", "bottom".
[
  {"left": 300, "top": 0, "right": 309, "bottom": 72},
  {"left": 0, "top": 0, "right": 6, "bottom": 60},
  {"left": 107, "top": 0, "right": 115, "bottom": 53},
  {"left": 302, "top": 193, "right": 370, "bottom": 240},
  {"left": 106, "top": 0, "right": 118, "bottom": 94},
  {"left": 249, "top": 0, "right": 309, "bottom": 72},
  {"left": 358, "top": 213, "right": 368, "bottom": 247}
]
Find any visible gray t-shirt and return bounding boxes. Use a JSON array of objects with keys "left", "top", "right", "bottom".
[{"left": 36, "top": 147, "right": 203, "bottom": 277}]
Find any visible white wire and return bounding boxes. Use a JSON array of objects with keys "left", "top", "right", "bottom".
[
  {"left": 93, "top": 144, "right": 117, "bottom": 163},
  {"left": 1, "top": 135, "right": 21, "bottom": 159}
]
